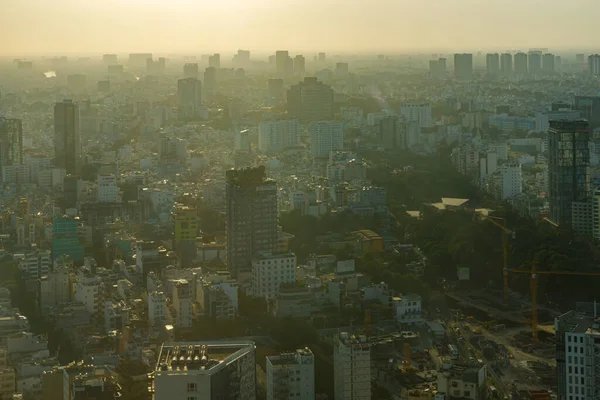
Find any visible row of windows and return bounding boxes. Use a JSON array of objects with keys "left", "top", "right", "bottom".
[{"left": 568, "top": 336, "right": 585, "bottom": 343}]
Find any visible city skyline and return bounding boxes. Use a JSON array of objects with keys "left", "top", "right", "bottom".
[{"left": 2, "top": 0, "right": 600, "bottom": 56}]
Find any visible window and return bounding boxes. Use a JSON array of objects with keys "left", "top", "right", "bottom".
[
  {"left": 580, "top": 337, "right": 584, "bottom": 343},
  {"left": 464, "top": 391, "right": 471, "bottom": 397},
  {"left": 187, "top": 383, "right": 197, "bottom": 392}
]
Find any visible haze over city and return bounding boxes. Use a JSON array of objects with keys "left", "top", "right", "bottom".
[{"left": 2, "top": 0, "right": 600, "bottom": 55}]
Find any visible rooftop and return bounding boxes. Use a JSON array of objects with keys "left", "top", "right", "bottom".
[{"left": 155, "top": 341, "right": 255, "bottom": 375}]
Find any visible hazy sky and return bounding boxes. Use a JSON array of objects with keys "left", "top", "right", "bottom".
[{"left": 2, "top": 0, "right": 599, "bottom": 56}]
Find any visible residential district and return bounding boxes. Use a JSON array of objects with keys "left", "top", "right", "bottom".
[{"left": 0, "top": 50, "right": 599, "bottom": 400}]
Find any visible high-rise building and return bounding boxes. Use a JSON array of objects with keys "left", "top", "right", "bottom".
[
  {"left": 172, "top": 279, "right": 193, "bottom": 328},
  {"left": 500, "top": 53, "right": 513, "bottom": 75},
  {"left": 379, "top": 116, "right": 404, "bottom": 149},
  {"left": 310, "top": 121, "right": 344, "bottom": 158},
  {"left": 275, "top": 50, "right": 289, "bottom": 75},
  {"left": 226, "top": 166, "right": 278, "bottom": 277},
  {"left": 293, "top": 55, "right": 306, "bottom": 76},
  {"left": 287, "top": 77, "right": 334, "bottom": 122},
  {"left": 153, "top": 341, "right": 256, "bottom": 400},
  {"left": 251, "top": 252, "right": 296, "bottom": 300},
  {"left": 284, "top": 56, "right": 294, "bottom": 77},
  {"left": 334, "top": 332, "right": 371, "bottom": 400},
  {"left": 400, "top": 103, "right": 433, "bottom": 127},
  {"left": 335, "top": 62, "right": 349, "bottom": 76},
  {"left": 528, "top": 51, "right": 542, "bottom": 75},
  {"left": 486, "top": 53, "right": 500, "bottom": 75},
  {"left": 233, "top": 49, "right": 250, "bottom": 69},
  {"left": 258, "top": 119, "right": 300, "bottom": 153},
  {"left": 208, "top": 53, "right": 220, "bottom": 69},
  {"left": 318, "top": 52, "right": 326, "bottom": 63},
  {"left": 203, "top": 67, "right": 217, "bottom": 101},
  {"left": 183, "top": 63, "right": 199, "bottom": 78},
  {"left": 266, "top": 348, "right": 315, "bottom": 400},
  {"left": 429, "top": 58, "right": 446, "bottom": 79},
  {"left": 589, "top": 54, "right": 600, "bottom": 76},
  {"left": 574, "top": 96, "right": 600, "bottom": 129},
  {"left": 52, "top": 215, "right": 84, "bottom": 262},
  {"left": 514, "top": 52, "right": 528, "bottom": 75},
  {"left": 494, "top": 163, "right": 522, "bottom": 199},
  {"left": 97, "top": 174, "right": 119, "bottom": 203},
  {"left": 593, "top": 188, "right": 600, "bottom": 240},
  {"left": 102, "top": 54, "right": 117, "bottom": 64},
  {"left": 54, "top": 100, "right": 80, "bottom": 175},
  {"left": 554, "top": 308, "right": 600, "bottom": 400},
  {"left": 548, "top": 120, "right": 591, "bottom": 226},
  {"left": 543, "top": 53, "right": 555, "bottom": 73},
  {"left": 453, "top": 53, "right": 473, "bottom": 80},
  {"left": 177, "top": 78, "right": 202, "bottom": 119},
  {"left": 0, "top": 118, "right": 22, "bottom": 169}
]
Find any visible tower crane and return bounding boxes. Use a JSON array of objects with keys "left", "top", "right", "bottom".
[{"left": 508, "top": 262, "right": 600, "bottom": 344}]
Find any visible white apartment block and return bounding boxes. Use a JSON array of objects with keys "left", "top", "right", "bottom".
[
  {"left": 400, "top": 103, "right": 433, "bottom": 127},
  {"left": 172, "top": 279, "right": 193, "bottom": 328},
  {"left": 266, "top": 348, "right": 315, "bottom": 400},
  {"left": 334, "top": 332, "right": 371, "bottom": 400},
  {"left": 18, "top": 250, "right": 51, "bottom": 281},
  {"left": 38, "top": 266, "right": 70, "bottom": 313},
  {"left": 74, "top": 271, "right": 102, "bottom": 315},
  {"left": 310, "top": 121, "right": 344, "bottom": 158},
  {"left": 394, "top": 293, "right": 422, "bottom": 325},
  {"left": 258, "top": 119, "right": 300, "bottom": 153},
  {"left": 97, "top": 174, "right": 120, "bottom": 203},
  {"left": 152, "top": 341, "right": 256, "bottom": 400},
  {"left": 494, "top": 164, "right": 522, "bottom": 200},
  {"left": 251, "top": 253, "right": 297, "bottom": 300},
  {"left": 148, "top": 291, "right": 170, "bottom": 327}
]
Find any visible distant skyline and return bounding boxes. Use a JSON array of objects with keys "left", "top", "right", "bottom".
[{"left": 2, "top": 0, "right": 600, "bottom": 56}]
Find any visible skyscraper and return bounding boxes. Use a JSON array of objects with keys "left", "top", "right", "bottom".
[
  {"left": 334, "top": 332, "right": 371, "bottom": 400},
  {"left": 226, "top": 166, "right": 278, "bottom": 278},
  {"left": 453, "top": 53, "right": 473, "bottom": 80},
  {"left": 177, "top": 78, "right": 202, "bottom": 119},
  {"left": 233, "top": 49, "right": 250, "bottom": 69},
  {"left": 500, "top": 53, "right": 513, "bottom": 76},
  {"left": 287, "top": 77, "right": 334, "bottom": 122},
  {"left": 514, "top": 52, "right": 528, "bottom": 75},
  {"left": 275, "top": 50, "right": 289, "bottom": 75},
  {"left": 588, "top": 54, "right": 600, "bottom": 76},
  {"left": 258, "top": 119, "right": 300, "bottom": 153},
  {"left": 310, "top": 121, "right": 344, "bottom": 158},
  {"left": 543, "top": 53, "right": 555, "bottom": 73},
  {"left": 208, "top": 53, "right": 220, "bottom": 69},
  {"left": 548, "top": 120, "right": 591, "bottom": 226},
  {"left": 54, "top": 100, "right": 80, "bottom": 175},
  {"left": 183, "top": 63, "right": 199, "bottom": 78},
  {"left": 203, "top": 67, "right": 217, "bottom": 101},
  {"left": 0, "top": 117, "right": 23, "bottom": 168},
  {"left": 486, "top": 53, "right": 500, "bottom": 75},
  {"left": 153, "top": 341, "right": 256, "bottom": 400},
  {"left": 267, "top": 78, "right": 284, "bottom": 106},
  {"left": 293, "top": 55, "right": 306, "bottom": 76},
  {"left": 528, "top": 51, "right": 542, "bottom": 75}
]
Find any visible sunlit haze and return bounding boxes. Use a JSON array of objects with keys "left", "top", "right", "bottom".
[{"left": 2, "top": 0, "right": 600, "bottom": 55}]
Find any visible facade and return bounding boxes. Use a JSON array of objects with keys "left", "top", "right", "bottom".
[
  {"left": 592, "top": 188, "right": 600, "bottom": 240},
  {"left": 334, "top": 332, "right": 371, "bottom": 400},
  {"left": 203, "top": 67, "right": 217, "bottom": 100},
  {"left": 495, "top": 164, "right": 522, "bottom": 200},
  {"left": 310, "top": 121, "right": 344, "bottom": 158},
  {"left": 0, "top": 367, "right": 15, "bottom": 400},
  {"left": 574, "top": 97, "right": 600, "bottom": 129},
  {"left": 0, "top": 117, "right": 23, "bottom": 169},
  {"left": 251, "top": 252, "right": 297, "bottom": 300},
  {"left": 226, "top": 166, "right": 278, "bottom": 277},
  {"left": 543, "top": 53, "right": 555, "bottom": 73},
  {"left": 148, "top": 291, "right": 169, "bottom": 327},
  {"left": 486, "top": 53, "right": 500, "bottom": 75},
  {"left": 152, "top": 341, "right": 256, "bottom": 400},
  {"left": 54, "top": 100, "right": 80, "bottom": 175},
  {"left": 548, "top": 120, "right": 591, "bottom": 226},
  {"left": 589, "top": 54, "right": 600, "bottom": 76},
  {"left": 37, "top": 266, "right": 71, "bottom": 314},
  {"left": 528, "top": 51, "right": 542, "bottom": 75},
  {"left": 197, "top": 279, "right": 238, "bottom": 319},
  {"left": 177, "top": 78, "right": 202, "bottom": 118},
  {"left": 74, "top": 270, "right": 102, "bottom": 315},
  {"left": 436, "top": 363, "right": 487, "bottom": 400},
  {"left": 394, "top": 293, "right": 422, "bottom": 325},
  {"left": 514, "top": 52, "right": 528, "bottom": 75},
  {"left": 500, "top": 53, "right": 512, "bottom": 75},
  {"left": 293, "top": 55, "right": 305, "bottom": 75},
  {"left": 19, "top": 250, "right": 51, "bottom": 282},
  {"left": 97, "top": 174, "right": 119, "bottom": 203},
  {"left": 172, "top": 279, "right": 193, "bottom": 328},
  {"left": 266, "top": 348, "right": 315, "bottom": 400},
  {"left": 287, "top": 77, "right": 334, "bottom": 122},
  {"left": 572, "top": 200, "right": 593, "bottom": 237},
  {"left": 275, "top": 50, "right": 289, "bottom": 75},
  {"left": 454, "top": 53, "right": 473, "bottom": 80},
  {"left": 258, "top": 119, "right": 300, "bottom": 153},
  {"left": 400, "top": 103, "right": 433, "bottom": 128},
  {"left": 555, "top": 310, "right": 600, "bottom": 400},
  {"left": 183, "top": 63, "right": 199, "bottom": 78},
  {"left": 172, "top": 204, "right": 197, "bottom": 261},
  {"left": 52, "top": 216, "right": 84, "bottom": 262}
]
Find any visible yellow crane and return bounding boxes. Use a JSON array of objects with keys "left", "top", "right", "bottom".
[
  {"left": 508, "top": 262, "right": 600, "bottom": 344},
  {"left": 477, "top": 213, "right": 514, "bottom": 304}
]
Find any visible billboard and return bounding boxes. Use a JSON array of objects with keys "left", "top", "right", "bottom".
[
  {"left": 457, "top": 266, "right": 470, "bottom": 281},
  {"left": 336, "top": 260, "right": 356, "bottom": 274}
]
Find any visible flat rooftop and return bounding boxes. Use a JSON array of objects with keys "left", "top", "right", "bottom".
[{"left": 155, "top": 341, "right": 255, "bottom": 375}]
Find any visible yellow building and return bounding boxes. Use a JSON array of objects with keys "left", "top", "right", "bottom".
[{"left": 353, "top": 230, "right": 384, "bottom": 253}]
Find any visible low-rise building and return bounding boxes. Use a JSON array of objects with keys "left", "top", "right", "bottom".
[
  {"left": 436, "top": 363, "right": 487, "bottom": 400},
  {"left": 394, "top": 294, "right": 422, "bottom": 326}
]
